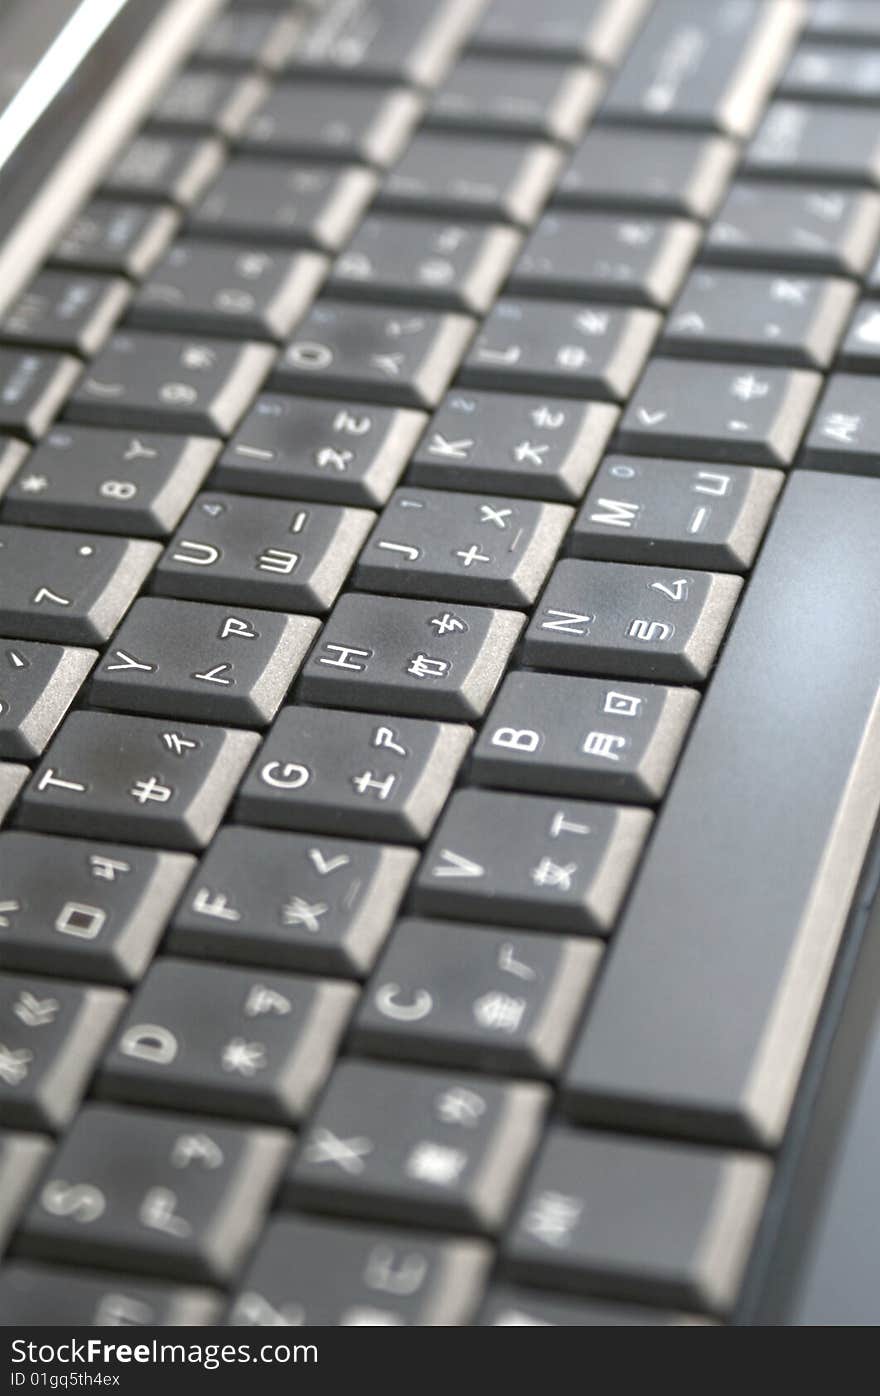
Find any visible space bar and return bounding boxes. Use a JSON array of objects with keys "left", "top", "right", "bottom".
[{"left": 564, "top": 471, "right": 880, "bottom": 1150}]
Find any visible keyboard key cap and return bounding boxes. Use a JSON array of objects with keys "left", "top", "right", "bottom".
[
  {"left": 411, "top": 390, "right": 618, "bottom": 502},
  {"left": 286, "top": 1060, "right": 548, "bottom": 1232},
  {"left": 426, "top": 57, "right": 601, "bottom": 143},
  {"left": 505, "top": 1128, "right": 771, "bottom": 1314},
  {"left": 510, "top": 212, "right": 701, "bottom": 309},
  {"left": 170, "top": 827, "right": 417, "bottom": 977},
  {"left": 0, "top": 1262, "right": 221, "bottom": 1326},
  {"left": 480, "top": 1287, "right": 710, "bottom": 1326},
  {"left": 601, "top": 0, "right": 803, "bottom": 137},
  {"left": 571, "top": 456, "right": 784, "bottom": 570},
  {"left": 131, "top": 242, "right": 327, "bottom": 340},
  {"left": 299, "top": 593, "right": 523, "bottom": 720},
  {"left": 229, "top": 1214, "right": 490, "bottom": 1326},
  {"left": 0, "top": 640, "right": 95, "bottom": 760},
  {"left": 836, "top": 300, "right": 880, "bottom": 372},
  {"left": 155, "top": 492, "right": 373, "bottom": 612},
  {"left": 21, "top": 712, "right": 259, "bottom": 852},
  {"left": 329, "top": 216, "right": 521, "bottom": 315},
  {"left": 0, "top": 975, "right": 123, "bottom": 1131},
  {"left": 0, "top": 271, "right": 130, "bottom": 357},
  {"left": 746, "top": 101, "right": 880, "bottom": 187},
  {"left": 0, "top": 437, "right": 28, "bottom": 495},
  {"left": 99, "top": 960, "right": 355, "bottom": 1124},
  {"left": 355, "top": 488, "right": 572, "bottom": 606},
  {"left": 19, "top": 1104, "right": 289, "bottom": 1282},
  {"left": 52, "top": 199, "right": 180, "bottom": 278},
  {"left": 353, "top": 918, "right": 601, "bottom": 1075},
  {"left": 240, "top": 82, "right": 423, "bottom": 166},
  {"left": 460, "top": 298, "right": 661, "bottom": 401},
  {"left": 91, "top": 598, "right": 319, "bottom": 727},
  {"left": 618, "top": 359, "right": 822, "bottom": 466},
  {"left": 524, "top": 559, "right": 742, "bottom": 683},
  {"left": 0, "top": 527, "right": 159, "bottom": 644},
  {"left": 274, "top": 302, "right": 475, "bottom": 409},
  {"left": 218, "top": 394, "right": 426, "bottom": 506},
  {"left": 0, "top": 351, "right": 80, "bottom": 441},
  {"left": 806, "top": 1, "right": 880, "bottom": 42},
  {"left": 801, "top": 372, "right": 880, "bottom": 472},
  {"left": 190, "top": 158, "right": 377, "bottom": 253},
  {"left": 0, "top": 833, "right": 194, "bottom": 985},
  {"left": 0, "top": 1134, "right": 52, "bottom": 1251},
  {"left": 237, "top": 706, "right": 472, "bottom": 842},
  {"left": 471, "top": 0, "right": 648, "bottom": 66},
  {"left": 152, "top": 68, "right": 270, "bottom": 137},
  {"left": 3, "top": 427, "right": 218, "bottom": 538},
  {"left": 663, "top": 267, "right": 857, "bottom": 368},
  {"left": 0, "top": 766, "right": 27, "bottom": 826},
  {"left": 565, "top": 471, "right": 880, "bottom": 1147},
  {"left": 473, "top": 672, "right": 699, "bottom": 802},
  {"left": 68, "top": 332, "right": 274, "bottom": 436},
  {"left": 704, "top": 181, "right": 880, "bottom": 275},
  {"left": 287, "top": 0, "right": 483, "bottom": 87},
  {"left": 103, "top": 134, "right": 224, "bottom": 207},
  {"left": 417, "top": 788, "right": 651, "bottom": 931},
  {"left": 780, "top": 42, "right": 880, "bottom": 104},
  {"left": 379, "top": 133, "right": 563, "bottom": 226},
  {"left": 555, "top": 129, "right": 737, "bottom": 220},
  {"left": 193, "top": 8, "right": 303, "bottom": 69}
]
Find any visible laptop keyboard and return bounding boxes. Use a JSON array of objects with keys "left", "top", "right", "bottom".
[{"left": 1, "top": 0, "right": 880, "bottom": 1327}]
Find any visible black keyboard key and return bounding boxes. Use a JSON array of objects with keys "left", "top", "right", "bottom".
[
  {"left": 836, "top": 300, "right": 880, "bottom": 372},
  {"left": 0, "top": 527, "right": 159, "bottom": 645},
  {"left": 229, "top": 1214, "right": 490, "bottom": 1326},
  {"left": 780, "top": 42, "right": 880, "bottom": 104},
  {"left": 153, "top": 68, "right": 270, "bottom": 137},
  {"left": 806, "top": 1, "right": 880, "bottom": 43},
  {"left": 663, "top": 267, "right": 857, "bottom": 368},
  {"left": 193, "top": 8, "right": 303, "bottom": 70},
  {"left": 471, "top": 0, "right": 648, "bottom": 66},
  {"left": 0, "top": 832, "right": 194, "bottom": 986},
  {"left": 91, "top": 598, "right": 319, "bottom": 727},
  {"left": 155, "top": 492, "right": 373, "bottom": 612},
  {"left": 523, "top": 558, "right": 742, "bottom": 683},
  {"left": 0, "top": 1262, "right": 221, "bottom": 1326},
  {"left": 237, "top": 705, "right": 472, "bottom": 842},
  {"left": 571, "top": 456, "right": 783, "bottom": 570},
  {"left": 480, "top": 1287, "right": 709, "bottom": 1326},
  {"left": 411, "top": 390, "right": 618, "bottom": 502},
  {"left": 0, "top": 975, "right": 123, "bottom": 1131},
  {"left": 704, "top": 182, "right": 880, "bottom": 275},
  {"left": 505, "top": 1127, "right": 770, "bottom": 1314},
  {"left": 745, "top": 101, "right": 880, "bottom": 187},
  {"left": 274, "top": 302, "right": 475, "bottom": 409},
  {"left": 52, "top": 199, "right": 180, "bottom": 279},
  {"left": 0, "top": 350, "right": 80, "bottom": 441},
  {"left": 218, "top": 394, "right": 426, "bottom": 506},
  {"left": 103, "top": 134, "right": 224, "bottom": 207},
  {"left": 0, "top": 766, "right": 27, "bottom": 825},
  {"left": 131, "top": 242, "right": 327, "bottom": 341},
  {"left": 555, "top": 129, "right": 737, "bottom": 220},
  {"left": 68, "top": 332, "right": 275, "bottom": 436},
  {"left": 287, "top": 0, "right": 483, "bottom": 87},
  {"left": 21, "top": 712, "right": 259, "bottom": 852},
  {"left": 3, "top": 426, "right": 217, "bottom": 538},
  {"left": 240, "top": 82, "right": 422, "bottom": 166},
  {"left": 801, "top": 372, "right": 880, "bottom": 472},
  {"left": 99, "top": 959, "right": 355, "bottom": 1124},
  {"left": 618, "top": 359, "right": 822, "bottom": 466},
  {"left": 473, "top": 672, "right": 699, "bottom": 802},
  {"left": 0, "top": 640, "right": 95, "bottom": 760},
  {"left": 0, "top": 271, "right": 130, "bottom": 357},
  {"left": 380, "top": 132, "right": 562, "bottom": 226},
  {"left": 299, "top": 593, "right": 523, "bottom": 720},
  {"left": 426, "top": 57, "right": 601, "bottom": 143},
  {"left": 460, "top": 298, "right": 661, "bottom": 402},
  {"left": 286, "top": 1060, "right": 547, "bottom": 1232},
  {"left": 329, "top": 216, "right": 521, "bottom": 315},
  {"left": 509, "top": 211, "right": 701, "bottom": 309},
  {"left": 415, "top": 789, "right": 651, "bottom": 933},
  {"left": 170, "top": 827, "right": 417, "bottom": 977},
  {"left": 20, "top": 1104, "right": 289, "bottom": 1282},
  {"left": 355, "top": 487, "right": 571, "bottom": 606},
  {"left": 0, "top": 1134, "right": 52, "bottom": 1252},
  {"left": 190, "top": 158, "right": 377, "bottom": 253},
  {"left": 601, "top": 0, "right": 803, "bottom": 137},
  {"left": 353, "top": 918, "right": 601, "bottom": 1076}
]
